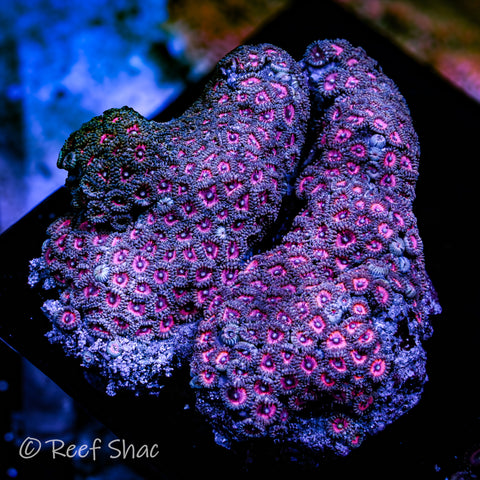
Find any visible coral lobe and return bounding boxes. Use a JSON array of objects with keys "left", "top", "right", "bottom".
[
  {"left": 31, "top": 43, "right": 309, "bottom": 394},
  {"left": 190, "top": 39, "right": 441, "bottom": 456}
]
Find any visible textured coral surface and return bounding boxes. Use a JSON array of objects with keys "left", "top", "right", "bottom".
[
  {"left": 29, "top": 38, "right": 440, "bottom": 457},
  {"left": 29, "top": 43, "right": 309, "bottom": 394},
  {"left": 191, "top": 39, "right": 441, "bottom": 456}
]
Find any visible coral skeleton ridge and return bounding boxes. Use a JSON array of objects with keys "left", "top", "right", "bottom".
[{"left": 30, "top": 39, "right": 440, "bottom": 456}]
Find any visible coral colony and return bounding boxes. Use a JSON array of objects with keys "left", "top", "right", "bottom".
[{"left": 29, "top": 39, "right": 441, "bottom": 456}]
